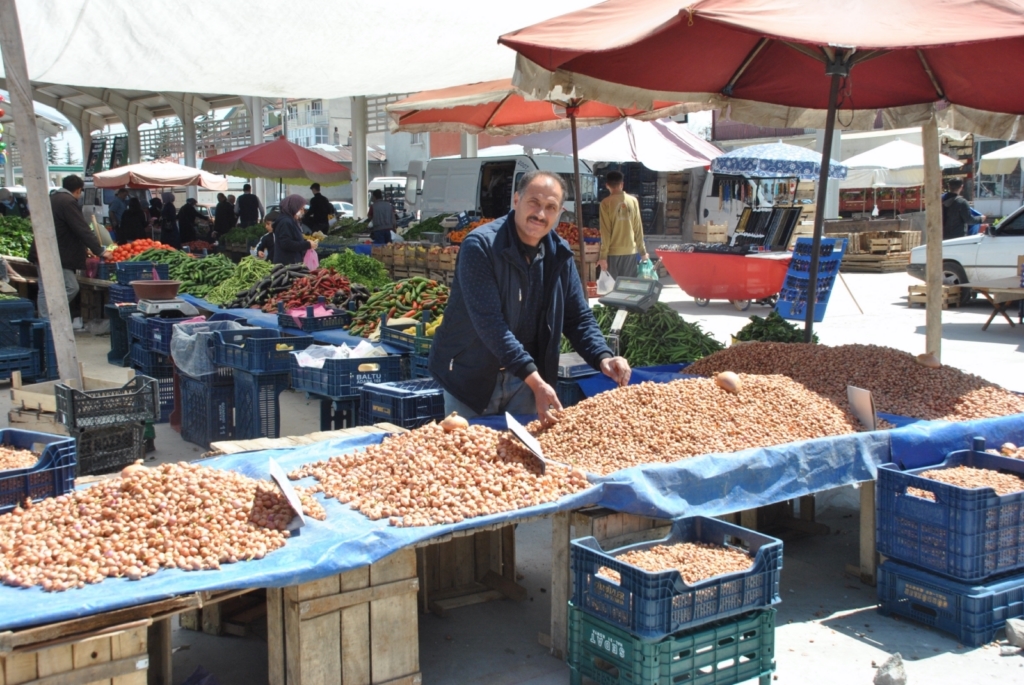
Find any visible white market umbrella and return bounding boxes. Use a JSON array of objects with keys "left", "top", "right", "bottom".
[
  {"left": 839, "top": 140, "right": 962, "bottom": 188},
  {"left": 92, "top": 160, "right": 228, "bottom": 190},
  {"left": 979, "top": 140, "right": 1024, "bottom": 175}
]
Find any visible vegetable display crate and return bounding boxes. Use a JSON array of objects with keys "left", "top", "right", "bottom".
[
  {"left": 97, "top": 261, "right": 117, "bottom": 281},
  {"left": 108, "top": 283, "right": 138, "bottom": 304},
  {"left": 316, "top": 395, "right": 361, "bottom": 431},
  {"left": 115, "top": 261, "right": 169, "bottom": 285},
  {"left": 359, "top": 378, "right": 444, "bottom": 430},
  {"left": 380, "top": 320, "right": 434, "bottom": 355},
  {"left": 0, "top": 297, "right": 34, "bottom": 346},
  {"left": 130, "top": 343, "right": 172, "bottom": 372},
  {"left": 774, "top": 237, "right": 846, "bottom": 324},
  {"left": 129, "top": 366, "right": 175, "bottom": 424},
  {"left": 277, "top": 306, "right": 352, "bottom": 332},
  {"left": 877, "top": 438, "right": 1024, "bottom": 582},
  {"left": 290, "top": 351, "right": 403, "bottom": 400},
  {"left": 214, "top": 328, "right": 314, "bottom": 374},
  {"left": 179, "top": 372, "right": 234, "bottom": 448},
  {"left": 0, "top": 429, "right": 77, "bottom": 514},
  {"left": 411, "top": 354, "right": 430, "bottom": 379},
  {"left": 877, "top": 559, "right": 1024, "bottom": 647},
  {"left": 572, "top": 516, "right": 783, "bottom": 641},
  {"left": 18, "top": 319, "right": 57, "bottom": 381},
  {"left": 128, "top": 313, "right": 150, "bottom": 347},
  {"left": 106, "top": 304, "right": 131, "bottom": 366},
  {"left": 569, "top": 605, "right": 775, "bottom": 685},
  {"left": 75, "top": 421, "right": 145, "bottom": 476},
  {"left": 233, "top": 369, "right": 289, "bottom": 439},
  {"left": 55, "top": 375, "right": 159, "bottom": 430},
  {"left": 0, "top": 346, "right": 39, "bottom": 382},
  {"left": 148, "top": 315, "right": 196, "bottom": 356}
]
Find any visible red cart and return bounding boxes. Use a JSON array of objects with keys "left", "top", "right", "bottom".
[{"left": 656, "top": 249, "right": 792, "bottom": 311}]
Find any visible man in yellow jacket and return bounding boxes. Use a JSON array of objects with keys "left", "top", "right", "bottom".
[{"left": 597, "top": 171, "right": 647, "bottom": 279}]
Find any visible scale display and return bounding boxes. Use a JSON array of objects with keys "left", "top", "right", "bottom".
[{"left": 598, "top": 277, "right": 662, "bottom": 313}]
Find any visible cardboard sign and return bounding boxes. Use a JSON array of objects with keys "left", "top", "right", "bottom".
[
  {"left": 847, "top": 385, "right": 876, "bottom": 432},
  {"left": 268, "top": 458, "right": 306, "bottom": 532}
]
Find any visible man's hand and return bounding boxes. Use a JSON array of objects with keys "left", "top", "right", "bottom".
[
  {"left": 600, "top": 356, "right": 631, "bottom": 387},
  {"left": 641, "top": 253, "right": 649, "bottom": 262},
  {"left": 597, "top": 259, "right": 608, "bottom": 272},
  {"left": 525, "top": 371, "right": 562, "bottom": 427}
]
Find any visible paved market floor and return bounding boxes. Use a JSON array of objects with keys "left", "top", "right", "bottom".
[{"left": 5, "top": 270, "right": 1024, "bottom": 683}]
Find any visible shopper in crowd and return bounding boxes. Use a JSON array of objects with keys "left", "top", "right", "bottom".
[
  {"left": 148, "top": 197, "right": 163, "bottom": 222},
  {"left": 597, "top": 170, "right": 647, "bottom": 279},
  {"left": 177, "top": 197, "right": 201, "bottom": 245},
  {"left": 0, "top": 188, "right": 21, "bottom": 217},
  {"left": 305, "top": 182, "right": 334, "bottom": 234},
  {"left": 367, "top": 189, "right": 396, "bottom": 244},
  {"left": 428, "top": 170, "right": 630, "bottom": 426},
  {"left": 236, "top": 183, "right": 264, "bottom": 227},
  {"left": 942, "top": 178, "right": 984, "bottom": 241},
  {"left": 117, "top": 197, "right": 148, "bottom": 244},
  {"left": 108, "top": 188, "right": 129, "bottom": 236},
  {"left": 161, "top": 192, "right": 180, "bottom": 248},
  {"left": 30, "top": 174, "right": 108, "bottom": 319},
  {"left": 256, "top": 211, "right": 279, "bottom": 260},
  {"left": 273, "top": 194, "right": 317, "bottom": 265},
  {"left": 213, "top": 192, "right": 236, "bottom": 239}
]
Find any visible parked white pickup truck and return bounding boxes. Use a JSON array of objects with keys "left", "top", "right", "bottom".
[{"left": 908, "top": 205, "right": 1024, "bottom": 303}]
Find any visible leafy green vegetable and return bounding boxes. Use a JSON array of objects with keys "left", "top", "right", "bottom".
[
  {"left": 221, "top": 224, "right": 265, "bottom": 247},
  {"left": 327, "top": 217, "right": 371, "bottom": 240},
  {"left": 733, "top": 311, "right": 817, "bottom": 344},
  {"left": 402, "top": 214, "right": 451, "bottom": 241},
  {"left": 0, "top": 216, "right": 35, "bottom": 258},
  {"left": 319, "top": 249, "right": 391, "bottom": 290}
]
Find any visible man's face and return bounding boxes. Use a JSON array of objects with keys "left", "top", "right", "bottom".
[{"left": 513, "top": 176, "right": 563, "bottom": 246}]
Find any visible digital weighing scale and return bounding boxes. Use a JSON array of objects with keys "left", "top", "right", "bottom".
[
  {"left": 137, "top": 298, "right": 200, "bottom": 318},
  {"left": 597, "top": 276, "right": 663, "bottom": 356}
]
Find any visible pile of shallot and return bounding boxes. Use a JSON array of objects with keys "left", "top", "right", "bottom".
[
  {"left": 0, "top": 446, "right": 40, "bottom": 472},
  {"left": 599, "top": 542, "right": 753, "bottom": 585}
]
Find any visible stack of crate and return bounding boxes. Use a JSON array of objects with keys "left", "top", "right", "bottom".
[
  {"left": 876, "top": 437, "right": 1024, "bottom": 646},
  {"left": 0, "top": 297, "right": 43, "bottom": 382},
  {"left": 664, "top": 172, "right": 688, "bottom": 235},
  {"left": 568, "top": 516, "right": 780, "bottom": 685}
]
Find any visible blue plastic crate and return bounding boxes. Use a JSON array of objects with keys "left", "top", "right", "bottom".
[
  {"left": 75, "top": 422, "right": 145, "bottom": 476},
  {"left": 380, "top": 316, "right": 435, "bottom": 355},
  {"left": 411, "top": 354, "right": 430, "bottom": 379},
  {"left": 359, "top": 379, "right": 444, "bottom": 429},
  {"left": 572, "top": 516, "right": 783, "bottom": 641},
  {"left": 0, "top": 297, "right": 35, "bottom": 347},
  {"left": 877, "top": 439, "right": 1024, "bottom": 582},
  {"left": 17, "top": 319, "right": 57, "bottom": 381},
  {"left": 0, "top": 346, "right": 39, "bottom": 381},
  {"left": 277, "top": 304, "right": 352, "bottom": 332},
  {"left": 130, "top": 343, "right": 172, "bottom": 373},
  {"left": 55, "top": 376, "right": 159, "bottom": 430},
  {"left": 115, "top": 261, "right": 170, "bottom": 285},
  {"left": 569, "top": 605, "right": 775, "bottom": 685},
  {"left": 233, "top": 369, "right": 289, "bottom": 439},
  {"left": 213, "top": 328, "right": 314, "bottom": 374},
  {"left": 108, "top": 283, "right": 138, "bottom": 305},
  {"left": 0, "top": 429, "right": 77, "bottom": 514},
  {"left": 128, "top": 313, "right": 150, "bottom": 347},
  {"left": 97, "top": 261, "right": 117, "bottom": 281},
  {"left": 148, "top": 315, "right": 196, "bottom": 356},
  {"left": 557, "top": 378, "right": 587, "bottom": 408},
  {"left": 290, "top": 349, "right": 403, "bottom": 399},
  {"left": 179, "top": 373, "right": 234, "bottom": 448},
  {"left": 774, "top": 237, "right": 846, "bottom": 324},
  {"left": 106, "top": 304, "right": 131, "bottom": 367},
  {"left": 316, "top": 395, "right": 361, "bottom": 431},
  {"left": 877, "top": 559, "right": 1024, "bottom": 647}
]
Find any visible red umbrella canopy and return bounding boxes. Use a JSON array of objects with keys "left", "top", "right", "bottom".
[
  {"left": 500, "top": 0, "right": 1024, "bottom": 133},
  {"left": 387, "top": 78, "right": 691, "bottom": 135},
  {"left": 202, "top": 136, "right": 351, "bottom": 186}
]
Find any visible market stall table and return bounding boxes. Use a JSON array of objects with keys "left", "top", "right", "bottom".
[
  {"left": 75, "top": 275, "right": 112, "bottom": 322},
  {"left": 966, "top": 277, "right": 1024, "bottom": 330}
]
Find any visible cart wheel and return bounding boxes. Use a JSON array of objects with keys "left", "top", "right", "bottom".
[
  {"left": 731, "top": 299, "right": 751, "bottom": 312},
  {"left": 694, "top": 297, "right": 710, "bottom": 307}
]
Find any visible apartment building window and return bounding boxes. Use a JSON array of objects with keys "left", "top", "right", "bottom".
[
  {"left": 310, "top": 100, "right": 322, "bottom": 114},
  {"left": 410, "top": 132, "right": 424, "bottom": 145}
]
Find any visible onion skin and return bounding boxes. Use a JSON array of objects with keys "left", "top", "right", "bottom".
[
  {"left": 715, "top": 372, "right": 742, "bottom": 394},
  {"left": 440, "top": 412, "right": 469, "bottom": 432},
  {"left": 915, "top": 352, "right": 941, "bottom": 369}
]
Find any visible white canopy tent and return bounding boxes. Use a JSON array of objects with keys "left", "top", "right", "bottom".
[
  {"left": 839, "top": 139, "right": 963, "bottom": 188},
  {"left": 979, "top": 140, "right": 1024, "bottom": 175}
]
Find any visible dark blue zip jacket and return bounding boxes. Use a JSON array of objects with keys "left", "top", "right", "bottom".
[{"left": 428, "top": 211, "right": 612, "bottom": 414}]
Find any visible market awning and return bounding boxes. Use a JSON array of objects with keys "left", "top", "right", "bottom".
[
  {"left": 202, "top": 137, "right": 350, "bottom": 186},
  {"left": 92, "top": 160, "right": 228, "bottom": 190},
  {"left": 840, "top": 140, "right": 963, "bottom": 188},
  {"left": 979, "top": 140, "right": 1024, "bottom": 175}
]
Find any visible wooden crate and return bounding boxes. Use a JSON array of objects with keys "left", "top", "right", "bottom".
[
  {"left": 787, "top": 225, "right": 815, "bottom": 250},
  {"left": 573, "top": 243, "right": 600, "bottom": 263},
  {"left": 438, "top": 252, "right": 457, "bottom": 271},
  {"left": 425, "top": 251, "right": 441, "bottom": 271},
  {"left": 693, "top": 223, "right": 727, "bottom": 244},
  {"left": 416, "top": 524, "right": 524, "bottom": 617},
  {"left": 267, "top": 548, "right": 420, "bottom": 685},
  {"left": 869, "top": 237, "right": 903, "bottom": 254},
  {"left": 179, "top": 590, "right": 267, "bottom": 637},
  {"left": 841, "top": 252, "right": 911, "bottom": 274},
  {"left": 0, "top": 624, "right": 149, "bottom": 685},
  {"left": 7, "top": 407, "right": 69, "bottom": 435},
  {"left": 908, "top": 284, "right": 960, "bottom": 309}
]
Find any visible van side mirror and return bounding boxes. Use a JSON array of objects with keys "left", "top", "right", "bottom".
[{"left": 405, "top": 176, "right": 419, "bottom": 205}]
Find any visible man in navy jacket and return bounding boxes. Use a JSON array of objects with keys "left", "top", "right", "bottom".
[{"left": 428, "top": 170, "right": 630, "bottom": 426}]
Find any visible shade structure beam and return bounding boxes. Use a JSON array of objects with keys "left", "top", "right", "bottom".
[
  {"left": 916, "top": 50, "right": 946, "bottom": 99},
  {"left": 722, "top": 38, "right": 770, "bottom": 96}
]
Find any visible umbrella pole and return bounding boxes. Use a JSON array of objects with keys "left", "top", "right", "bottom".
[
  {"left": 570, "top": 107, "right": 586, "bottom": 286},
  {"left": 804, "top": 73, "right": 842, "bottom": 342},
  {"left": 922, "top": 116, "right": 943, "bottom": 360}
]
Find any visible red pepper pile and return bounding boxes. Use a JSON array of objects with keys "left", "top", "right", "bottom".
[
  {"left": 184, "top": 240, "right": 215, "bottom": 253},
  {"left": 261, "top": 268, "right": 352, "bottom": 313}
]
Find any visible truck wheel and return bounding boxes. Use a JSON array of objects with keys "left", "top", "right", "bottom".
[{"left": 942, "top": 260, "right": 972, "bottom": 305}]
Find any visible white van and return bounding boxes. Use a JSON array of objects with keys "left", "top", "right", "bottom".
[
  {"left": 405, "top": 154, "right": 597, "bottom": 221},
  {"left": 82, "top": 183, "right": 152, "bottom": 227}
]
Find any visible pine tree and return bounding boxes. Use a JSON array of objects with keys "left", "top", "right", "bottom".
[
  {"left": 63, "top": 142, "right": 79, "bottom": 166},
  {"left": 45, "top": 138, "right": 58, "bottom": 165}
]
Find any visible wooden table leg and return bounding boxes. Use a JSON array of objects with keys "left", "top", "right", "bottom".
[
  {"left": 846, "top": 481, "right": 878, "bottom": 586},
  {"left": 548, "top": 512, "right": 571, "bottom": 661},
  {"left": 147, "top": 617, "right": 173, "bottom": 685},
  {"left": 979, "top": 291, "right": 1016, "bottom": 330}
]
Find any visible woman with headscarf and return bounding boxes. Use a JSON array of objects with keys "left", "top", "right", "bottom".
[
  {"left": 177, "top": 197, "right": 200, "bottom": 244},
  {"left": 213, "top": 192, "right": 236, "bottom": 239},
  {"left": 273, "top": 194, "right": 318, "bottom": 266},
  {"left": 160, "top": 192, "right": 180, "bottom": 248},
  {"left": 117, "top": 197, "right": 148, "bottom": 244},
  {"left": 148, "top": 197, "right": 163, "bottom": 222}
]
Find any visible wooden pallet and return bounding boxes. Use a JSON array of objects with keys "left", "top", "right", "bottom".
[
  {"left": 868, "top": 237, "right": 903, "bottom": 254},
  {"left": 840, "top": 252, "right": 911, "bottom": 273},
  {"left": 908, "top": 284, "right": 960, "bottom": 309},
  {"left": 1, "top": 625, "right": 149, "bottom": 685}
]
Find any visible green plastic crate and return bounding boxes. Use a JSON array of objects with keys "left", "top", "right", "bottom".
[{"left": 569, "top": 604, "right": 775, "bottom": 685}]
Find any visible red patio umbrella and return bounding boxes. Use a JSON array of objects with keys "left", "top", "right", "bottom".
[
  {"left": 202, "top": 136, "right": 351, "bottom": 187},
  {"left": 500, "top": 0, "right": 1024, "bottom": 347}
]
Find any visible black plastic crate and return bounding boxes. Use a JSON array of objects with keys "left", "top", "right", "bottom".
[
  {"left": 148, "top": 315, "right": 195, "bottom": 356},
  {"left": 128, "top": 313, "right": 150, "bottom": 347},
  {"left": 290, "top": 350, "right": 403, "bottom": 399},
  {"left": 0, "top": 429, "right": 77, "bottom": 514},
  {"left": 360, "top": 379, "right": 444, "bottom": 429},
  {"left": 108, "top": 284, "right": 138, "bottom": 305},
  {"left": 213, "top": 328, "right": 314, "bottom": 374},
  {"left": 0, "top": 297, "right": 35, "bottom": 347},
  {"left": 55, "top": 375, "right": 159, "bottom": 430},
  {"left": 75, "top": 422, "right": 145, "bottom": 476},
  {"left": 106, "top": 304, "right": 131, "bottom": 366},
  {"left": 411, "top": 354, "right": 430, "bottom": 379},
  {"left": 233, "top": 370, "right": 289, "bottom": 439},
  {"left": 379, "top": 318, "right": 434, "bottom": 355},
  {"left": 180, "top": 373, "right": 235, "bottom": 448},
  {"left": 116, "top": 261, "right": 170, "bottom": 285},
  {"left": 18, "top": 319, "right": 57, "bottom": 381},
  {"left": 130, "top": 343, "right": 172, "bottom": 372},
  {"left": 0, "top": 346, "right": 39, "bottom": 381},
  {"left": 129, "top": 367, "right": 174, "bottom": 424},
  {"left": 317, "top": 395, "right": 361, "bottom": 431}
]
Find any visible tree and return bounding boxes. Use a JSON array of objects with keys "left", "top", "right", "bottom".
[
  {"left": 63, "top": 142, "right": 79, "bottom": 166},
  {"left": 45, "top": 138, "right": 58, "bottom": 165}
]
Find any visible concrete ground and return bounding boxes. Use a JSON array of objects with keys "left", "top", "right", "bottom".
[{"left": 5, "top": 270, "right": 1024, "bottom": 684}]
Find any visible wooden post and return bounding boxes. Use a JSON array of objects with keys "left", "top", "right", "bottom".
[
  {"left": 922, "top": 116, "right": 944, "bottom": 360},
  {"left": 0, "top": 1, "right": 81, "bottom": 385},
  {"left": 548, "top": 511, "right": 571, "bottom": 660}
]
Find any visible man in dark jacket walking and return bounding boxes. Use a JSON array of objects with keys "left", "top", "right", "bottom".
[
  {"left": 236, "top": 184, "right": 264, "bottom": 227},
  {"left": 305, "top": 183, "right": 334, "bottom": 234},
  {"left": 428, "top": 170, "right": 630, "bottom": 425},
  {"left": 942, "top": 178, "right": 983, "bottom": 240},
  {"left": 177, "top": 197, "right": 201, "bottom": 244},
  {"left": 30, "top": 174, "right": 106, "bottom": 319}
]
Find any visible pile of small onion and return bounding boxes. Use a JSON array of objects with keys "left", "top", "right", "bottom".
[
  {"left": 599, "top": 542, "right": 753, "bottom": 585},
  {"left": 290, "top": 414, "right": 590, "bottom": 527},
  {"left": 0, "top": 446, "right": 40, "bottom": 472},
  {"left": 0, "top": 461, "right": 324, "bottom": 592}
]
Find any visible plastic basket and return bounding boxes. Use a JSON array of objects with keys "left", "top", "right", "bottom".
[
  {"left": 359, "top": 378, "right": 444, "bottom": 429},
  {"left": 213, "top": 328, "right": 314, "bottom": 374},
  {"left": 877, "top": 559, "right": 1024, "bottom": 647},
  {"left": 97, "top": 261, "right": 117, "bottom": 281},
  {"left": 0, "top": 297, "right": 35, "bottom": 347},
  {"left": 106, "top": 304, "right": 131, "bottom": 366},
  {"left": 232, "top": 369, "right": 289, "bottom": 439},
  {"left": 108, "top": 283, "right": 138, "bottom": 305},
  {"left": 277, "top": 304, "right": 352, "bottom": 332},
  {"left": 180, "top": 373, "right": 235, "bottom": 448},
  {"left": 17, "top": 319, "right": 57, "bottom": 381},
  {"left": 115, "top": 262, "right": 170, "bottom": 285},
  {"left": 0, "top": 429, "right": 77, "bottom": 514},
  {"left": 128, "top": 313, "right": 150, "bottom": 347},
  {"left": 877, "top": 441, "right": 1024, "bottom": 582},
  {"left": 569, "top": 605, "right": 775, "bottom": 685},
  {"left": 290, "top": 350, "right": 403, "bottom": 400},
  {"left": 148, "top": 315, "right": 195, "bottom": 356},
  {"left": 411, "top": 354, "right": 430, "bottom": 379},
  {"left": 317, "top": 395, "right": 361, "bottom": 431},
  {"left": 380, "top": 318, "right": 434, "bottom": 355},
  {"left": 55, "top": 375, "right": 159, "bottom": 430},
  {"left": 557, "top": 378, "right": 586, "bottom": 408},
  {"left": 0, "top": 346, "right": 39, "bottom": 381},
  {"left": 130, "top": 343, "right": 172, "bottom": 372},
  {"left": 132, "top": 367, "right": 174, "bottom": 424},
  {"left": 75, "top": 422, "right": 145, "bottom": 476},
  {"left": 572, "top": 516, "right": 783, "bottom": 640}
]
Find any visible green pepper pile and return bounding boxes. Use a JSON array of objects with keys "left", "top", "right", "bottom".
[
  {"left": 128, "top": 249, "right": 236, "bottom": 299},
  {"left": 733, "top": 311, "right": 818, "bottom": 344},
  {"left": 348, "top": 277, "right": 449, "bottom": 337},
  {"left": 205, "top": 257, "right": 275, "bottom": 305},
  {"left": 319, "top": 249, "right": 392, "bottom": 290},
  {"left": 0, "top": 217, "right": 34, "bottom": 259}
]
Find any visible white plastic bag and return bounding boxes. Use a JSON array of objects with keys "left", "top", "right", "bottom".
[{"left": 597, "top": 270, "right": 616, "bottom": 295}]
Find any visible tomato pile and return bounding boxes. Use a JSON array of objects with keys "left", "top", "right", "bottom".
[
  {"left": 106, "top": 239, "right": 176, "bottom": 263},
  {"left": 555, "top": 222, "right": 601, "bottom": 245}
]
